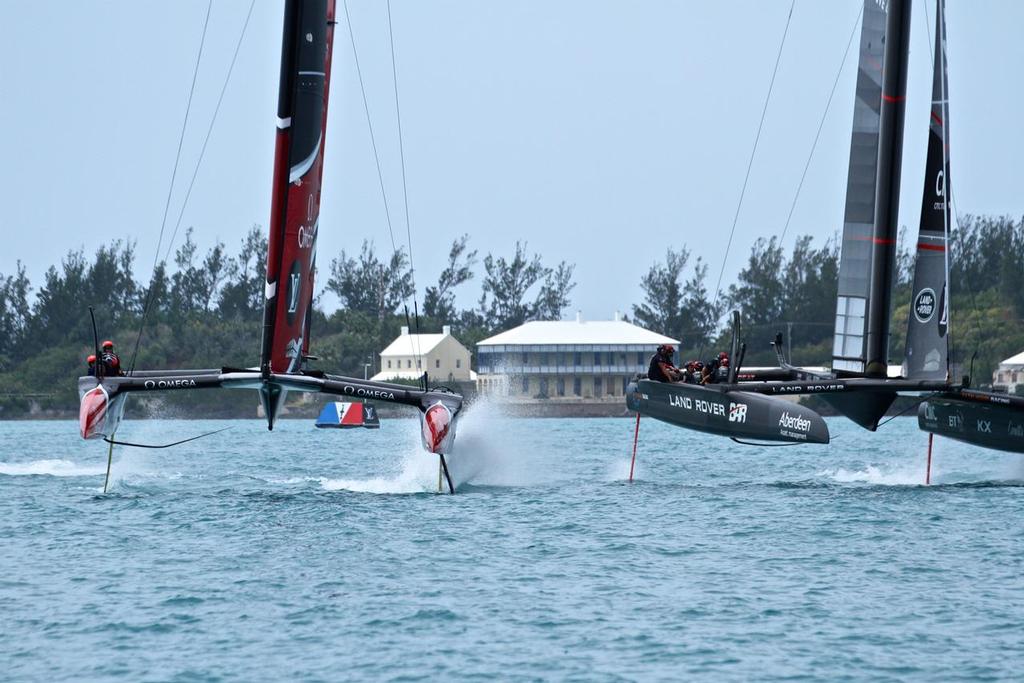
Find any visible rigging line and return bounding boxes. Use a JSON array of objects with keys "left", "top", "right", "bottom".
[
  {"left": 778, "top": 4, "right": 863, "bottom": 245},
  {"left": 161, "top": 0, "right": 258, "bottom": 266},
  {"left": 875, "top": 392, "right": 941, "bottom": 430},
  {"left": 386, "top": 0, "right": 424, "bottom": 367},
  {"left": 702, "top": 0, "right": 796, "bottom": 359},
  {"left": 342, "top": 0, "right": 400, "bottom": 256},
  {"left": 127, "top": 0, "right": 213, "bottom": 375}
]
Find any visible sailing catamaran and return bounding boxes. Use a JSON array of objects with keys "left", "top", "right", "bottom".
[
  {"left": 77, "top": 0, "right": 463, "bottom": 488},
  {"left": 628, "top": 0, "right": 1024, "bottom": 456}
]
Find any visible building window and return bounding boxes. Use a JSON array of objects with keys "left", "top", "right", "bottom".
[
  {"left": 407, "top": 359, "right": 412, "bottom": 369},
  {"left": 522, "top": 351, "right": 528, "bottom": 364},
  {"left": 387, "top": 360, "right": 392, "bottom": 369},
  {"left": 594, "top": 352, "right": 601, "bottom": 366},
  {"left": 637, "top": 352, "right": 644, "bottom": 366},
  {"left": 417, "top": 360, "right": 422, "bottom": 369},
  {"left": 435, "top": 359, "right": 440, "bottom": 369},
  {"left": 594, "top": 377, "right": 603, "bottom": 397},
  {"left": 456, "top": 359, "right": 462, "bottom": 368},
  {"left": 573, "top": 378, "right": 581, "bottom": 396},
  {"left": 522, "top": 377, "right": 529, "bottom": 394},
  {"left": 557, "top": 377, "right": 565, "bottom": 396},
  {"left": 574, "top": 352, "right": 582, "bottom": 366}
]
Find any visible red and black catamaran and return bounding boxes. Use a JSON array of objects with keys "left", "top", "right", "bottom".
[{"left": 78, "top": 0, "right": 462, "bottom": 489}]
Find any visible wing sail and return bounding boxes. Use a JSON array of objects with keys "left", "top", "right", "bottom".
[
  {"left": 832, "top": 0, "right": 911, "bottom": 377},
  {"left": 903, "top": 0, "right": 950, "bottom": 381},
  {"left": 260, "top": 0, "right": 336, "bottom": 375}
]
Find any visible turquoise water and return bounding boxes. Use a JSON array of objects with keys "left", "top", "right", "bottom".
[{"left": 2, "top": 404, "right": 1023, "bottom": 681}]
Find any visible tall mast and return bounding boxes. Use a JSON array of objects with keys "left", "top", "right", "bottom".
[
  {"left": 832, "top": 0, "right": 912, "bottom": 378},
  {"left": 260, "top": 0, "right": 337, "bottom": 377}
]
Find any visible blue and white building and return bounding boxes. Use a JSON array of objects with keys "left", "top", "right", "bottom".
[{"left": 475, "top": 313, "right": 678, "bottom": 400}]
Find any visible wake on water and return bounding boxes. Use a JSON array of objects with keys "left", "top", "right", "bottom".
[
  {"left": 320, "top": 396, "right": 549, "bottom": 495},
  {"left": 818, "top": 435, "right": 1024, "bottom": 486}
]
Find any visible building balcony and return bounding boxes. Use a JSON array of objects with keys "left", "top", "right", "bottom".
[{"left": 476, "top": 365, "right": 645, "bottom": 376}]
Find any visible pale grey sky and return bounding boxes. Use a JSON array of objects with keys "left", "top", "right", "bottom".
[{"left": 1, "top": 1, "right": 1021, "bottom": 320}]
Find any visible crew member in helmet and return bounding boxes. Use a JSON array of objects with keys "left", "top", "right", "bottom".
[
  {"left": 86, "top": 354, "right": 97, "bottom": 377},
  {"left": 100, "top": 340, "right": 122, "bottom": 376},
  {"left": 715, "top": 351, "right": 730, "bottom": 382},
  {"left": 648, "top": 344, "right": 683, "bottom": 383}
]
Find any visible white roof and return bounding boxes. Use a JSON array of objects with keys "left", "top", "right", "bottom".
[
  {"left": 1000, "top": 351, "right": 1024, "bottom": 366},
  {"left": 380, "top": 333, "right": 447, "bottom": 357},
  {"left": 372, "top": 369, "right": 477, "bottom": 382},
  {"left": 477, "top": 320, "right": 679, "bottom": 347}
]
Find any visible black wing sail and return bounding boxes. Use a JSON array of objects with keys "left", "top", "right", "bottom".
[
  {"left": 903, "top": 0, "right": 950, "bottom": 381},
  {"left": 832, "top": 0, "right": 911, "bottom": 378}
]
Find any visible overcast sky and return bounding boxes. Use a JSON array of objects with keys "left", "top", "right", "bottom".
[{"left": 2, "top": 1, "right": 1021, "bottom": 321}]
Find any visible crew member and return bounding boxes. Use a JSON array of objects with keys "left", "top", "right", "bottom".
[
  {"left": 86, "top": 354, "right": 97, "bottom": 377},
  {"left": 648, "top": 344, "right": 683, "bottom": 383},
  {"left": 101, "top": 340, "right": 122, "bottom": 376},
  {"left": 716, "top": 351, "right": 730, "bottom": 382}
]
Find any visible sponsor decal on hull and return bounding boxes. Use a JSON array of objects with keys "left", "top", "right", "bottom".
[
  {"left": 667, "top": 393, "right": 726, "bottom": 418},
  {"left": 778, "top": 411, "right": 811, "bottom": 432}
]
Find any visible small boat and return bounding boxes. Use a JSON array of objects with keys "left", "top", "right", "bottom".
[{"left": 315, "top": 402, "right": 381, "bottom": 429}]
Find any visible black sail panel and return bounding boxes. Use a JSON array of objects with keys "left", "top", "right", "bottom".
[
  {"left": 832, "top": 0, "right": 912, "bottom": 377},
  {"left": 904, "top": 0, "right": 950, "bottom": 380}
]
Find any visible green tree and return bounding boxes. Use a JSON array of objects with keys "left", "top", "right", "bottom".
[
  {"left": 218, "top": 225, "right": 267, "bottom": 320},
  {"left": 478, "top": 242, "right": 575, "bottom": 330},
  {"left": 0, "top": 262, "right": 30, "bottom": 370},
  {"left": 326, "top": 241, "right": 414, "bottom": 321},
  {"left": 423, "top": 235, "right": 477, "bottom": 323},
  {"left": 727, "top": 237, "right": 785, "bottom": 329},
  {"left": 632, "top": 247, "right": 689, "bottom": 338}
]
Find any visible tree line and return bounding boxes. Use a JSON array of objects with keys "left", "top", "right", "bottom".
[{"left": 2, "top": 214, "right": 1023, "bottom": 414}]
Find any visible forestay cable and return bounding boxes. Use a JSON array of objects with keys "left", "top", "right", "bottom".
[
  {"left": 386, "top": 0, "right": 425, "bottom": 372},
  {"left": 343, "top": 1, "right": 425, "bottom": 378},
  {"left": 778, "top": 4, "right": 863, "bottom": 245},
  {"left": 703, "top": 0, "right": 796, "bottom": 356},
  {"left": 127, "top": 1, "right": 214, "bottom": 374},
  {"left": 162, "top": 0, "right": 258, "bottom": 265}
]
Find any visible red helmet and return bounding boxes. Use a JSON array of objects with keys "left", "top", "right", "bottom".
[
  {"left": 718, "top": 351, "right": 730, "bottom": 366},
  {"left": 87, "top": 354, "right": 96, "bottom": 363},
  {"left": 102, "top": 340, "right": 114, "bottom": 349}
]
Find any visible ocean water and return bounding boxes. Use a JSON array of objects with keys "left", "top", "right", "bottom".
[{"left": 2, "top": 403, "right": 1024, "bottom": 682}]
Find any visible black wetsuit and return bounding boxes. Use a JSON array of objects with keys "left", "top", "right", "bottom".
[{"left": 647, "top": 354, "right": 676, "bottom": 383}]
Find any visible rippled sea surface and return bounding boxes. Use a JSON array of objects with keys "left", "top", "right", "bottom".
[{"left": 3, "top": 404, "right": 1024, "bottom": 682}]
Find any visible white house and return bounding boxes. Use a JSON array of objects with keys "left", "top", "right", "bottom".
[
  {"left": 372, "top": 325, "right": 472, "bottom": 383},
  {"left": 475, "top": 313, "right": 679, "bottom": 400},
  {"left": 992, "top": 351, "right": 1024, "bottom": 393}
]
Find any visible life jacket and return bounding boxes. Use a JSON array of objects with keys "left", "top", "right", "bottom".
[
  {"left": 102, "top": 352, "right": 121, "bottom": 376},
  {"left": 647, "top": 353, "right": 675, "bottom": 382}
]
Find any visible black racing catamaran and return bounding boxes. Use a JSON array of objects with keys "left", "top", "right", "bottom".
[
  {"left": 78, "top": 0, "right": 463, "bottom": 489},
  {"left": 629, "top": 0, "right": 1024, "bottom": 456}
]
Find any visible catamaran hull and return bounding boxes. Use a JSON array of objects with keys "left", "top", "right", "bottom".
[
  {"left": 626, "top": 379, "right": 830, "bottom": 444},
  {"left": 919, "top": 393, "right": 1024, "bottom": 454},
  {"left": 77, "top": 370, "right": 463, "bottom": 453},
  {"left": 78, "top": 384, "right": 128, "bottom": 440}
]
